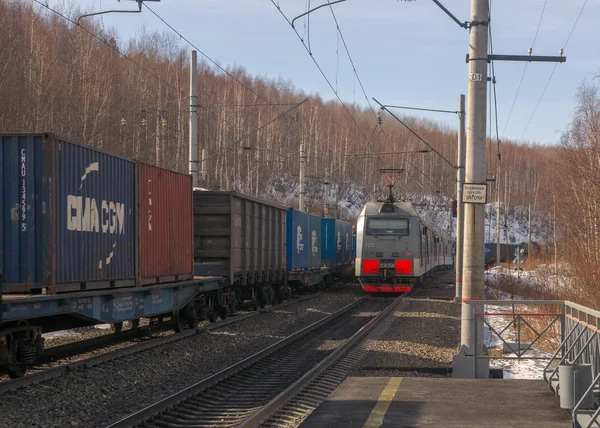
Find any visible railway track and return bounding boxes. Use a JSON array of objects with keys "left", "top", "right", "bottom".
[
  {"left": 107, "top": 295, "right": 406, "bottom": 428},
  {"left": 0, "top": 290, "right": 332, "bottom": 394}
]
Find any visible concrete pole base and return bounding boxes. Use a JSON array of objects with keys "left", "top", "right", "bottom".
[{"left": 452, "top": 353, "right": 491, "bottom": 378}]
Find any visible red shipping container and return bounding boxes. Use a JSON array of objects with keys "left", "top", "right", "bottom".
[{"left": 137, "top": 163, "right": 193, "bottom": 285}]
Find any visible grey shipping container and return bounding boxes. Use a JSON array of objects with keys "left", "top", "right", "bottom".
[
  {"left": 0, "top": 133, "right": 136, "bottom": 293},
  {"left": 193, "top": 190, "right": 287, "bottom": 285}
]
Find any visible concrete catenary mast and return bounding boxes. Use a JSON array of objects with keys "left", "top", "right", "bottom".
[
  {"left": 453, "top": 0, "right": 490, "bottom": 378},
  {"left": 189, "top": 50, "right": 199, "bottom": 187},
  {"left": 455, "top": 94, "right": 466, "bottom": 303}
]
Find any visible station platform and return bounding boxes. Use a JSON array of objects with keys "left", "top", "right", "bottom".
[{"left": 300, "top": 376, "right": 571, "bottom": 427}]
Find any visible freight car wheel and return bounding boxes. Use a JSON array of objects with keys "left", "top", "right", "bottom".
[
  {"left": 129, "top": 319, "right": 140, "bottom": 331},
  {"left": 111, "top": 322, "right": 123, "bottom": 334},
  {"left": 195, "top": 301, "right": 207, "bottom": 321},
  {"left": 173, "top": 312, "right": 186, "bottom": 333},
  {"left": 258, "top": 290, "right": 267, "bottom": 309},
  {"left": 217, "top": 304, "right": 229, "bottom": 320},
  {"left": 184, "top": 303, "right": 199, "bottom": 329},
  {"left": 251, "top": 291, "right": 260, "bottom": 311},
  {"left": 7, "top": 363, "right": 26, "bottom": 379},
  {"left": 187, "top": 317, "right": 198, "bottom": 330},
  {"left": 267, "top": 286, "right": 276, "bottom": 306}
]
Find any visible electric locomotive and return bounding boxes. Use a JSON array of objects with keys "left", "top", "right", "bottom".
[{"left": 355, "top": 170, "right": 452, "bottom": 293}]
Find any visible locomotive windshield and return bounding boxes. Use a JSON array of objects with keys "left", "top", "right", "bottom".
[{"left": 366, "top": 218, "right": 409, "bottom": 235}]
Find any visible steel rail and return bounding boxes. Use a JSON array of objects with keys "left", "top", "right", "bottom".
[
  {"left": 238, "top": 295, "right": 407, "bottom": 427},
  {"left": 105, "top": 295, "right": 370, "bottom": 428},
  {"left": 42, "top": 321, "right": 168, "bottom": 359},
  {"left": 41, "top": 288, "right": 331, "bottom": 360},
  {"left": 0, "top": 292, "right": 325, "bottom": 394}
]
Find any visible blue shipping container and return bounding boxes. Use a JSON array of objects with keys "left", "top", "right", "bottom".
[
  {"left": 342, "top": 221, "right": 352, "bottom": 264},
  {"left": 286, "top": 208, "right": 309, "bottom": 270},
  {"left": 308, "top": 214, "right": 321, "bottom": 270},
  {"left": 0, "top": 134, "right": 136, "bottom": 293},
  {"left": 485, "top": 243, "right": 494, "bottom": 262},
  {"left": 320, "top": 218, "right": 336, "bottom": 266},
  {"left": 334, "top": 219, "right": 344, "bottom": 265}
]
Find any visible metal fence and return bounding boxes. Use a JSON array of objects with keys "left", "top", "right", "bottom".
[{"left": 465, "top": 299, "right": 600, "bottom": 428}]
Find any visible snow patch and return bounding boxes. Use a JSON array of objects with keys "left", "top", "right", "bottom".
[{"left": 483, "top": 301, "right": 553, "bottom": 380}]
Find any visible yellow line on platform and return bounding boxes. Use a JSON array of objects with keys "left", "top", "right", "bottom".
[{"left": 363, "top": 377, "right": 403, "bottom": 428}]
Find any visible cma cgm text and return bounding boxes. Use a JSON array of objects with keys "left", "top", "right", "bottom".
[{"left": 67, "top": 195, "right": 126, "bottom": 234}]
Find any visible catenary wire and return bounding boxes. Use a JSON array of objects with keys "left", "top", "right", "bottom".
[
  {"left": 269, "top": 0, "right": 372, "bottom": 145},
  {"left": 143, "top": 2, "right": 338, "bottom": 171},
  {"left": 518, "top": 0, "right": 589, "bottom": 142},
  {"left": 32, "top": 0, "right": 187, "bottom": 99},
  {"left": 327, "top": 4, "right": 377, "bottom": 117},
  {"left": 501, "top": 0, "right": 547, "bottom": 137}
]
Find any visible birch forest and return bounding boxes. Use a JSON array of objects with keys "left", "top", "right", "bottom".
[{"left": 1, "top": 1, "right": 599, "bottom": 299}]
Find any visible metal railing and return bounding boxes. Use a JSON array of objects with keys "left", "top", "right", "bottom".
[
  {"left": 465, "top": 299, "right": 600, "bottom": 428},
  {"left": 554, "top": 302, "right": 600, "bottom": 428}
]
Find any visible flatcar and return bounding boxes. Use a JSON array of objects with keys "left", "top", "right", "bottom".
[
  {"left": 355, "top": 199, "right": 452, "bottom": 293},
  {"left": 0, "top": 132, "right": 356, "bottom": 377}
]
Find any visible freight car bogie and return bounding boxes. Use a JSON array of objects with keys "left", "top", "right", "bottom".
[
  {"left": 0, "top": 324, "right": 44, "bottom": 378},
  {"left": 110, "top": 322, "right": 124, "bottom": 333},
  {"left": 0, "top": 277, "right": 225, "bottom": 377},
  {"left": 288, "top": 268, "right": 325, "bottom": 293},
  {"left": 229, "top": 278, "right": 290, "bottom": 311},
  {"left": 187, "top": 288, "right": 231, "bottom": 325}
]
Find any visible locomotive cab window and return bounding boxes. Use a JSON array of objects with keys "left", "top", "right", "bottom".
[{"left": 366, "top": 218, "right": 409, "bottom": 236}]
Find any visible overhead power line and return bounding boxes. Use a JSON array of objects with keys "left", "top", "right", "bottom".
[
  {"left": 531, "top": 0, "right": 549, "bottom": 49},
  {"left": 519, "top": 0, "right": 589, "bottom": 142},
  {"left": 229, "top": 99, "right": 308, "bottom": 147},
  {"left": 327, "top": 4, "right": 377, "bottom": 117},
  {"left": 385, "top": 105, "right": 459, "bottom": 115},
  {"left": 501, "top": 0, "right": 547, "bottom": 138},
  {"left": 291, "top": 0, "right": 346, "bottom": 28},
  {"left": 269, "top": 0, "right": 372, "bottom": 145},
  {"left": 488, "top": 5, "right": 501, "bottom": 160},
  {"left": 144, "top": 3, "right": 272, "bottom": 106},
  {"left": 32, "top": 0, "right": 187, "bottom": 99},
  {"left": 518, "top": 63, "right": 558, "bottom": 142},
  {"left": 143, "top": 2, "right": 342, "bottom": 171},
  {"left": 563, "top": 0, "right": 589, "bottom": 48},
  {"left": 373, "top": 98, "right": 456, "bottom": 170}
]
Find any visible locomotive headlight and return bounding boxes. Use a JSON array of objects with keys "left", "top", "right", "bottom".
[
  {"left": 363, "top": 259, "right": 379, "bottom": 274},
  {"left": 395, "top": 260, "right": 413, "bottom": 275}
]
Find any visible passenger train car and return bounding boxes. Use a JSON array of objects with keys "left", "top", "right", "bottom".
[{"left": 355, "top": 200, "right": 452, "bottom": 293}]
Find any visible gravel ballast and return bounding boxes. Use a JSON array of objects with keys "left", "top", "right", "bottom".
[
  {"left": 352, "top": 270, "right": 461, "bottom": 377},
  {"left": 0, "top": 285, "right": 364, "bottom": 428}
]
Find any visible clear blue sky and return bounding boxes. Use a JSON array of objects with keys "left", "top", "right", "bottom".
[{"left": 45, "top": 0, "right": 599, "bottom": 145}]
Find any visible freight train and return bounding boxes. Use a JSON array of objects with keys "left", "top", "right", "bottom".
[
  {"left": 0, "top": 133, "right": 354, "bottom": 378},
  {"left": 355, "top": 199, "right": 452, "bottom": 293}
]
